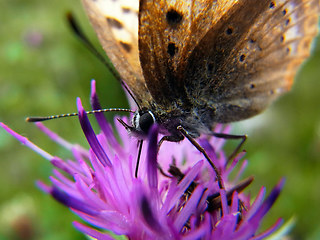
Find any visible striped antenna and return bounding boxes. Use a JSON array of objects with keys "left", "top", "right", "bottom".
[{"left": 26, "top": 108, "right": 134, "bottom": 122}]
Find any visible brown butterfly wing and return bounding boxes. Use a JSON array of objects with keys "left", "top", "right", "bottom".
[
  {"left": 82, "top": 0, "right": 152, "bottom": 106},
  {"left": 138, "top": 0, "right": 319, "bottom": 124},
  {"left": 184, "top": 0, "right": 320, "bottom": 123},
  {"left": 139, "top": 0, "right": 239, "bottom": 107}
]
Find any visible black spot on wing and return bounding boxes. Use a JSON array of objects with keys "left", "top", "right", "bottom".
[
  {"left": 286, "top": 47, "right": 291, "bottom": 54},
  {"left": 239, "top": 54, "right": 246, "bottom": 62},
  {"left": 280, "top": 35, "right": 285, "bottom": 42},
  {"left": 167, "top": 42, "right": 178, "bottom": 57},
  {"left": 119, "top": 41, "right": 132, "bottom": 52},
  {"left": 122, "top": 7, "right": 131, "bottom": 13},
  {"left": 166, "top": 9, "right": 183, "bottom": 25},
  {"left": 269, "top": 2, "right": 275, "bottom": 9},
  {"left": 285, "top": 18, "right": 290, "bottom": 26},
  {"left": 282, "top": 9, "right": 287, "bottom": 15},
  {"left": 106, "top": 17, "right": 123, "bottom": 29},
  {"left": 226, "top": 27, "right": 233, "bottom": 35}
]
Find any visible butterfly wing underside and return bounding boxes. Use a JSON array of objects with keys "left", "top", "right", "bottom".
[
  {"left": 139, "top": 0, "right": 319, "bottom": 123},
  {"left": 82, "top": 0, "right": 152, "bottom": 106},
  {"left": 185, "top": 0, "right": 320, "bottom": 123},
  {"left": 139, "top": 0, "right": 240, "bottom": 106}
]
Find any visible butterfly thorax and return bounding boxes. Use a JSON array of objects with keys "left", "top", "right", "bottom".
[{"left": 132, "top": 102, "right": 215, "bottom": 140}]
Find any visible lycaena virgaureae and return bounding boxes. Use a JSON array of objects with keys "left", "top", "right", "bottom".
[{"left": 80, "top": 0, "right": 319, "bottom": 182}]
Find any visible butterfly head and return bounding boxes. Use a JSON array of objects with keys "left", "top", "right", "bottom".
[{"left": 130, "top": 109, "right": 156, "bottom": 138}]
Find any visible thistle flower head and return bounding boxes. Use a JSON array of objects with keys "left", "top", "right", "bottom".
[{"left": 1, "top": 80, "right": 284, "bottom": 240}]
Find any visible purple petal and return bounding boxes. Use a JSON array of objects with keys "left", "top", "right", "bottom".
[
  {"left": 109, "top": 155, "right": 133, "bottom": 207},
  {"left": 36, "top": 181, "right": 51, "bottom": 193},
  {"left": 251, "top": 218, "right": 283, "bottom": 240},
  {"left": 35, "top": 122, "right": 74, "bottom": 150},
  {"left": 139, "top": 194, "right": 163, "bottom": 235},
  {"left": 250, "top": 178, "right": 285, "bottom": 223},
  {"left": 52, "top": 169, "right": 75, "bottom": 188},
  {"left": 243, "top": 187, "right": 266, "bottom": 221},
  {"left": 230, "top": 191, "right": 239, "bottom": 213},
  {"left": 50, "top": 186, "right": 99, "bottom": 216},
  {"left": 225, "top": 151, "right": 246, "bottom": 177},
  {"left": 233, "top": 159, "right": 248, "bottom": 184},
  {"left": 77, "top": 98, "right": 111, "bottom": 167},
  {"left": 198, "top": 138, "right": 218, "bottom": 165},
  {"left": 0, "top": 122, "right": 53, "bottom": 160},
  {"left": 212, "top": 214, "right": 238, "bottom": 239},
  {"left": 146, "top": 124, "right": 159, "bottom": 189},
  {"left": 162, "top": 160, "right": 204, "bottom": 214},
  {"left": 73, "top": 222, "right": 116, "bottom": 240},
  {"left": 174, "top": 184, "right": 204, "bottom": 231},
  {"left": 185, "top": 213, "right": 211, "bottom": 240},
  {"left": 90, "top": 80, "right": 120, "bottom": 148},
  {"left": 49, "top": 175, "right": 80, "bottom": 198},
  {"left": 71, "top": 148, "right": 92, "bottom": 179},
  {"left": 220, "top": 189, "right": 229, "bottom": 215},
  {"left": 74, "top": 174, "right": 110, "bottom": 210},
  {"left": 51, "top": 157, "right": 76, "bottom": 175}
]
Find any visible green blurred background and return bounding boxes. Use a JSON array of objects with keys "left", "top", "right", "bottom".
[{"left": 0, "top": 0, "right": 319, "bottom": 239}]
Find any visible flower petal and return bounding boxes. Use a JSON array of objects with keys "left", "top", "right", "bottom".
[{"left": 77, "top": 98, "right": 111, "bottom": 167}]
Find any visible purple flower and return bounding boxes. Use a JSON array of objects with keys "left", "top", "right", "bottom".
[{"left": 1, "top": 80, "right": 284, "bottom": 240}]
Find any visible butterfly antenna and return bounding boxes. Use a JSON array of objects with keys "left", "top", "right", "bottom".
[
  {"left": 66, "top": 12, "right": 141, "bottom": 109},
  {"left": 26, "top": 108, "right": 134, "bottom": 122}
]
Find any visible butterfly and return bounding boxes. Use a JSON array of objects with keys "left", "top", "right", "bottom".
[{"left": 82, "top": 0, "right": 319, "bottom": 177}]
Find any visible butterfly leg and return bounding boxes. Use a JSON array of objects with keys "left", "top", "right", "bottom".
[
  {"left": 177, "top": 126, "right": 224, "bottom": 190},
  {"left": 135, "top": 140, "right": 143, "bottom": 178},
  {"left": 212, "top": 132, "right": 247, "bottom": 164},
  {"left": 158, "top": 134, "right": 184, "bottom": 150},
  {"left": 157, "top": 134, "right": 185, "bottom": 177}
]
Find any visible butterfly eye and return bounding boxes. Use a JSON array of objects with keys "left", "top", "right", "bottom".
[{"left": 139, "top": 111, "right": 156, "bottom": 134}]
